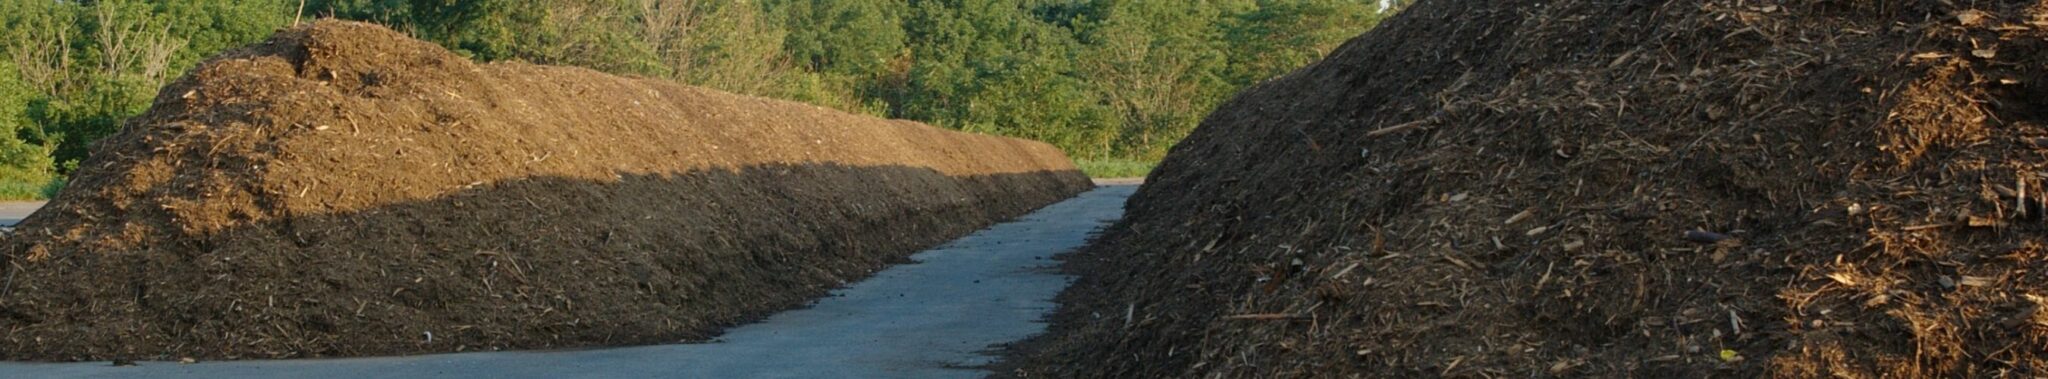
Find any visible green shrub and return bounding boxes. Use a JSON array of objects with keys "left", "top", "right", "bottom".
[
  {"left": 1075, "top": 158, "right": 1155, "bottom": 179},
  {"left": 0, "top": 176, "right": 60, "bottom": 201}
]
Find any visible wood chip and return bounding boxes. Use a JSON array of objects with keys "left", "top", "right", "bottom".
[
  {"left": 1682, "top": 230, "right": 1731, "bottom": 244},
  {"left": 1902, "top": 224, "right": 1950, "bottom": 232},
  {"left": 1504, "top": 208, "right": 1535, "bottom": 225},
  {"left": 1443, "top": 254, "right": 1476, "bottom": 270},
  {"left": 1550, "top": 360, "right": 1579, "bottom": 374},
  {"left": 1827, "top": 272, "right": 1859, "bottom": 286},
  {"left": 1960, "top": 276, "right": 1996, "bottom": 287},
  {"left": 1966, "top": 216, "right": 2005, "bottom": 228},
  {"left": 1911, "top": 52, "right": 1953, "bottom": 60},
  {"left": 1367, "top": 116, "right": 1439, "bottom": 138},
  {"left": 1224, "top": 313, "right": 1304, "bottom": 321},
  {"left": 1330, "top": 262, "right": 1361, "bottom": 279},
  {"left": 1956, "top": 9, "right": 1992, "bottom": 27}
]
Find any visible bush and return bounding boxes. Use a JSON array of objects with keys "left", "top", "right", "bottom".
[
  {"left": 1075, "top": 158, "right": 1155, "bottom": 178},
  {"left": 0, "top": 176, "right": 61, "bottom": 201},
  {"left": 0, "top": 60, "right": 56, "bottom": 196}
]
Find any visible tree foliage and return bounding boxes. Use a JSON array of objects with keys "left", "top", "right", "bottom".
[
  {"left": 1, "top": 0, "right": 290, "bottom": 175},
  {"left": 0, "top": 59, "right": 52, "bottom": 186},
  {"left": 0, "top": 0, "right": 1403, "bottom": 191}
]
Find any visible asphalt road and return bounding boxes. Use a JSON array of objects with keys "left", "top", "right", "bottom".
[
  {"left": 0, "top": 184, "right": 1137, "bottom": 378},
  {"left": 0, "top": 201, "right": 41, "bottom": 226}
]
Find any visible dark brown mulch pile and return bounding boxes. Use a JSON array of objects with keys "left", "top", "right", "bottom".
[
  {"left": 1007, "top": 0, "right": 2048, "bottom": 377},
  {"left": 0, "top": 21, "right": 1090, "bottom": 361}
]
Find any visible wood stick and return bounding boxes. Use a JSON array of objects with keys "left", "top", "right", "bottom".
[
  {"left": 1365, "top": 119, "right": 1429, "bottom": 138},
  {"left": 1224, "top": 313, "right": 1304, "bottom": 321}
]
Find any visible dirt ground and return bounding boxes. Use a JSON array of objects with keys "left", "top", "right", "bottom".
[
  {"left": 0, "top": 21, "right": 1090, "bottom": 361},
  {"left": 1006, "top": 0, "right": 2048, "bottom": 377}
]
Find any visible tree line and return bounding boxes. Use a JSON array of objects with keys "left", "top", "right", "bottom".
[{"left": 0, "top": 0, "right": 1402, "bottom": 196}]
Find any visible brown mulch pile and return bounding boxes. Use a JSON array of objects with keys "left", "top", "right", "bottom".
[
  {"left": 0, "top": 21, "right": 1090, "bottom": 361},
  {"left": 1007, "top": 0, "right": 2048, "bottom": 377}
]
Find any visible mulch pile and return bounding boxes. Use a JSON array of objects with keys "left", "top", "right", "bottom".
[
  {"left": 1008, "top": 0, "right": 2048, "bottom": 377},
  {"left": 0, "top": 21, "right": 1090, "bottom": 361}
]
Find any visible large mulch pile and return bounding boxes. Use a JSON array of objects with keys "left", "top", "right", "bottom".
[
  {"left": 1007, "top": 0, "right": 2048, "bottom": 377},
  {"left": 0, "top": 21, "right": 1091, "bottom": 361}
]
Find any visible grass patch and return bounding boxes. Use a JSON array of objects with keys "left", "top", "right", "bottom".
[
  {"left": 1076, "top": 158, "right": 1156, "bottom": 178},
  {"left": 0, "top": 177, "right": 64, "bottom": 201}
]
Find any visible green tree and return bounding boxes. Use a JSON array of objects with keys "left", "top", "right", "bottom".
[
  {"left": 157, "top": 1, "right": 296, "bottom": 73},
  {"left": 1075, "top": 0, "right": 1232, "bottom": 159},
  {"left": 0, "top": 60, "right": 54, "bottom": 186},
  {"left": 1222, "top": 0, "right": 1386, "bottom": 86},
  {"left": 765, "top": 0, "right": 907, "bottom": 77},
  {"left": 527, "top": 0, "right": 670, "bottom": 76},
  {"left": 637, "top": 0, "right": 811, "bottom": 100},
  {"left": 763, "top": 0, "right": 908, "bottom": 113},
  {"left": 314, "top": 0, "right": 667, "bottom": 76},
  {"left": 0, "top": 0, "right": 297, "bottom": 172}
]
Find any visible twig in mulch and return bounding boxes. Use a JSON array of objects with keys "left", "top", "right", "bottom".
[{"left": 1224, "top": 313, "right": 1307, "bottom": 321}]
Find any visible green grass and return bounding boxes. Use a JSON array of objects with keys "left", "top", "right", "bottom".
[
  {"left": 1076, "top": 158, "right": 1156, "bottom": 179},
  {"left": 0, "top": 177, "right": 64, "bottom": 201}
]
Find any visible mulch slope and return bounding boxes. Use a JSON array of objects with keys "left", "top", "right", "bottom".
[
  {"left": 0, "top": 21, "right": 1091, "bottom": 361},
  {"left": 1008, "top": 0, "right": 2048, "bottom": 377}
]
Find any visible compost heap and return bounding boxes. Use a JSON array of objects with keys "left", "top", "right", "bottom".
[
  {"left": 1010, "top": 0, "right": 2048, "bottom": 377},
  {"left": 0, "top": 21, "right": 1091, "bottom": 361}
]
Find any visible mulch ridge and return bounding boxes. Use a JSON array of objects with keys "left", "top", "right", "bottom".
[
  {"left": 0, "top": 20, "right": 1090, "bottom": 361},
  {"left": 1007, "top": 1, "right": 2048, "bottom": 377}
]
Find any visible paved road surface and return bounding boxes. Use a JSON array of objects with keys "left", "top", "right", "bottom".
[
  {"left": 0, "top": 184, "right": 1137, "bottom": 378},
  {"left": 0, "top": 201, "right": 41, "bottom": 226}
]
